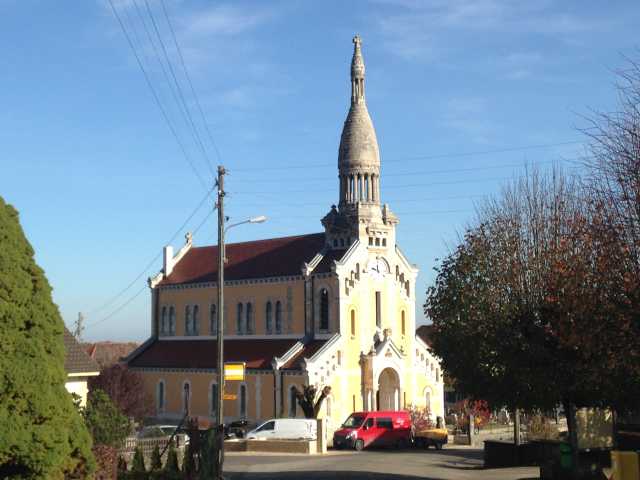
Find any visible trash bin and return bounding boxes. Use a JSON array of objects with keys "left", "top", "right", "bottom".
[
  {"left": 559, "top": 443, "right": 572, "bottom": 470},
  {"left": 610, "top": 451, "right": 639, "bottom": 480}
]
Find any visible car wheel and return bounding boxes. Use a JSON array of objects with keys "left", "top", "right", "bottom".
[
  {"left": 354, "top": 439, "right": 365, "bottom": 452},
  {"left": 435, "top": 442, "right": 443, "bottom": 450}
]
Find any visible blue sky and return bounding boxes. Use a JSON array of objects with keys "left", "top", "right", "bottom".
[{"left": 1, "top": 0, "right": 638, "bottom": 341}]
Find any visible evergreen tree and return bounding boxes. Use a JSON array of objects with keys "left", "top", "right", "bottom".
[
  {"left": 83, "top": 388, "right": 130, "bottom": 448},
  {"left": 149, "top": 444, "right": 162, "bottom": 472},
  {"left": 182, "top": 443, "right": 197, "bottom": 479},
  {"left": 130, "top": 447, "right": 146, "bottom": 480},
  {"left": 116, "top": 455, "right": 128, "bottom": 480},
  {"left": 163, "top": 442, "right": 181, "bottom": 480},
  {"left": 0, "top": 196, "right": 95, "bottom": 478}
]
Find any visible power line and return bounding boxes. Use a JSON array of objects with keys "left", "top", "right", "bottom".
[
  {"left": 141, "top": 0, "right": 216, "bottom": 177},
  {"left": 159, "top": 0, "right": 223, "bottom": 166},
  {"left": 86, "top": 204, "right": 215, "bottom": 329},
  {"left": 231, "top": 140, "right": 585, "bottom": 172},
  {"left": 86, "top": 186, "right": 214, "bottom": 316},
  {"left": 107, "top": 0, "right": 208, "bottom": 191}
]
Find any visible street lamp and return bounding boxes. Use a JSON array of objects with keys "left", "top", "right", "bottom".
[{"left": 215, "top": 166, "right": 266, "bottom": 479}]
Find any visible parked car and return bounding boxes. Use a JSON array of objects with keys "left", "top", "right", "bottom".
[
  {"left": 245, "top": 418, "right": 316, "bottom": 440},
  {"left": 333, "top": 411, "right": 412, "bottom": 451},
  {"left": 225, "top": 420, "right": 257, "bottom": 439},
  {"left": 137, "top": 425, "right": 179, "bottom": 438}
]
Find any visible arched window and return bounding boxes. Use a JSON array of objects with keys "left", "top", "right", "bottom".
[
  {"left": 237, "top": 303, "right": 244, "bottom": 334},
  {"left": 210, "top": 383, "right": 218, "bottom": 416},
  {"left": 326, "top": 396, "right": 332, "bottom": 416},
  {"left": 246, "top": 303, "right": 253, "bottom": 334},
  {"left": 355, "top": 263, "right": 360, "bottom": 280},
  {"left": 436, "top": 368, "right": 440, "bottom": 382},
  {"left": 157, "top": 380, "right": 165, "bottom": 414},
  {"left": 265, "top": 302, "right": 273, "bottom": 334},
  {"left": 239, "top": 384, "right": 247, "bottom": 418},
  {"left": 182, "top": 381, "right": 191, "bottom": 415},
  {"left": 395, "top": 265, "right": 400, "bottom": 280},
  {"left": 289, "top": 386, "right": 297, "bottom": 418},
  {"left": 337, "top": 350, "right": 342, "bottom": 366},
  {"left": 185, "top": 305, "right": 192, "bottom": 335},
  {"left": 212, "top": 304, "right": 219, "bottom": 333},
  {"left": 192, "top": 305, "right": 200, "bottom": 335},
  {"left": 425, "top": 390, "right": 431, "bottom": 411},
  {"left": 160, "top": 306, "right": 167, "bottom": 335},
  {"left": 319, "top": 289, "right": 329, "bottom": 331},
  {"left": 350, "top": 310, "right": 356, "bottom": 336},
  {"left": 405, "top": 281, "right": 410, "bottom": 297},
  {"left": 401, "top": 310, "right": 406, "bottom": 336},
  {"left": 169, "top": 306, "right": 176, "bottom": 335},
  {"left": 275, "top": 301, "right": 282, "bottom": 334}
]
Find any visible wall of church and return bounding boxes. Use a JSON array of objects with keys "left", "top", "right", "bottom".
[
  {"left": 156, "top": 279, "right": 307, "bottom": 336},
  {"left": 136, "top": 369, "right": 278, "bottom": 423}
]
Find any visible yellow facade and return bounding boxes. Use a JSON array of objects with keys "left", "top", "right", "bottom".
[{"left": 127, "top": 35, "right": 444, "bottom": 437}]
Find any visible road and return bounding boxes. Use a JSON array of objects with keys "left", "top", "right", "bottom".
[{"left": 224, "top": 446, "right": 540, "bottom": 480}]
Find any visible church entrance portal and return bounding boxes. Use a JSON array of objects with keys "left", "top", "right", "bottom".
[{"left": 377, "top": 367, "right": 400, "bottom": 410}]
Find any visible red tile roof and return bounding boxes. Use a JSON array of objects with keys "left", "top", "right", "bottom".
[
  {"left": 160, "top": 233, "right": 328, "bottom": 286},
  {"left": 128, "top": 338, "right": 301, "bottom": 370},
  {"left": 84, "top": 341, "right": 140, "bottom": 368}
]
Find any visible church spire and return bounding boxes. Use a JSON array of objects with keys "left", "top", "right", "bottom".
[
  {"left": 351, "top": 35, "right": 365, "bottom": 105},
  {"left": 338, "top": 35, "right": 380, "bottom": 208}
]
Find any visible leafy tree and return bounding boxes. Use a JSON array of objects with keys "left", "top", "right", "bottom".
[
  {"left": 425, "top": 165, "right": 639, "bottom": 457},
  {"left": 163, "top": 442, "right": 181, "bottom": 479},
  {"left": 149, "top": 444, "right": 162, "bottom": 472},
  {"left": 83, "top": 388, "right": 131, "bottom": 448},
  {"left": 131, "top": 447, "right": 146, "bottom": 479},
  {"left": 0, "top": 196, "right": 95, "bottom": 478},
  {"left": 89, "top": 363, "right": 152, "bottom": 422},
  {"left": 292, "top": 385, "right": 332, "bottom": 418}
]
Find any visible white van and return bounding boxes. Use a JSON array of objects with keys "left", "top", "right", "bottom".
[{"left": 246, "top": 419, "right": 317, "bottom": 440}]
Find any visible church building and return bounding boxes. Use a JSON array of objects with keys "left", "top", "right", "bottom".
[{"left": 126, "top": 36, "right": 444, "bottom": 435}]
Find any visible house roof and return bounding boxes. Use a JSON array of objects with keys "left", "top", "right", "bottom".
[
  {"left": 84, "top": 341, "right": 139, "bottom": 368},
  {"left": 127, "top": 338, "right": 315, "bottom": 370},
  {"left": 64, "top": 328, "right": 100, "bottom": 375},
  {"left": 416, "top": 324, "right": 434, "bottom": 347},
  {"left": 160, "top": 233, "right": 328, "bottom": 286},
  {"left": 314, "top": 248, "right": 347, "bottom": 274}
]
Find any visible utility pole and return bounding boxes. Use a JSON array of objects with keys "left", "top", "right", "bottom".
[
  {"left": 215, "top": 165, "right": 226, "bottom": 480},
  {"left": 73, "top": 312, "right": 85, "bottom": 341}
]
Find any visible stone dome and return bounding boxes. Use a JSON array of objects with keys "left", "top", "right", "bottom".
[{"left": 338, "top": 103, "right": 380, "bottom": 170}]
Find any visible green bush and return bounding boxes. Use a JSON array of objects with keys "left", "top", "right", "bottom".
[
  {"left": 83, "top": 388, "right": 130, "bottom": 448},
  {"left": 150, "top": 444, "right": 162, "bottom": 471},
  {"left": 130, "top": 447, "right": 146, "bottom": 480},
  {"left": 0, "top": 196, "right": 95, "bottom": 478},
  {"left": 163, "top": 442, "right": 181, "bottom": 480}
]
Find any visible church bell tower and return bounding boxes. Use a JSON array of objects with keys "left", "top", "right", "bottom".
[{"left": 322, "top": 35, "right": 398, "bottom": 250}]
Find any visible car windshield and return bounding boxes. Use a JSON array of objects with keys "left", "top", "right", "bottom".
[{"left": 341, "top": 415, "right": 365, "bottom": 428}]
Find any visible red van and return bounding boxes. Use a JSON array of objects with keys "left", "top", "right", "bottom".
[{"left": 333, "top": 411, "right": 412, "bottom": 451}]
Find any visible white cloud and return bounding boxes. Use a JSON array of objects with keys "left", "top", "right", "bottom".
[
  {"left": 372, "top": 0, "right": 613, "bottom": 62},
  {"left": 182, "top": 4, "right": 274, "bottom": 37}
]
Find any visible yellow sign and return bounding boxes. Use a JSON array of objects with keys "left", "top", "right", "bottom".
[
  {"left": 223, "top": 394, "right": 237, "bottom": 400},
  {"left": 224, "top": 362, "right": 245, "bottom": 381}
]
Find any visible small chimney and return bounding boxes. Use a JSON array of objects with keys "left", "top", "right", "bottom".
[{"left": 163, "top": 245, "right": 174, "bottom": 276}]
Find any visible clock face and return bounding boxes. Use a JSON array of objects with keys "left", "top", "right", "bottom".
[{"left": 368, "top": 258, "right": 389, "bottom": 278}]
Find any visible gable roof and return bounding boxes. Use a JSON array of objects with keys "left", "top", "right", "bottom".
[
  {"left": 64, "top": 328, "right": 100, "bottom": 375},
  {"left": 160, "top": 233, "right": 328, "bottom": 286}
]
